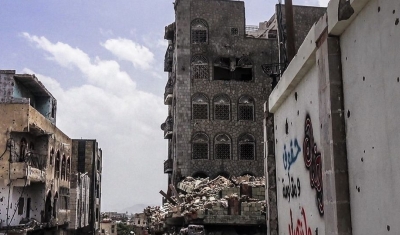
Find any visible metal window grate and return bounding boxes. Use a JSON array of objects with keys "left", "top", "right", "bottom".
[
  {"left": 193, "top": 143, "right": 209, "bottom": 159},
  {"left": 231, "top": 27, "right": 239, "bottom": 36},
  {"left": 215, "top": 104, "right": 230, "bottom": 120},
  {"left": 239, "top": 144, "right": 255, "bottom": 160},
  {"left": 193, "top": 104, "right": 208, "bottom": 119},
  {"left": 215, "top": 144, "right": 231, "bottom": 159},
  {"left": 193, "top": 64, "right": 209, "bottom": 79},
  {"left": 192, "top": 30, "right": 207, "bottom": 43},
  {"left": 238, "top": 106, "right": 254, "bottom": 120}
]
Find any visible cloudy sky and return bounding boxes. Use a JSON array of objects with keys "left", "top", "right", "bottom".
[{"left": 0, "top": 0, "right": 328, "bottom": 212}]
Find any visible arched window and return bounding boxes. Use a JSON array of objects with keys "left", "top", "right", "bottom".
[
  {"left": 55, "top": 151, "right": 60, "bottom": 178},
  {"left": 213, "top": 94, "right": 230, "bottom": 120},
  {"left": 191, "top": 55, "right": 209, "bottom": 80},
  {"left": 19, "top": 138, "right": 27, "bottom": 162},
  {"left": 49, "top": 148, "right": 54, "bottom": 166},
  {"left": 53, "top": 192, "right": 58, "bottom": 218},
  {"left": 192, "top": 133, "right": 209, "bottom": 159},
  {"left": 192, "top": 93, "right": 209, "bottom": 120},
  {"left": 238, "top": 95, "right": 255, "bottom": 121},
  {"left": 238, "top": 133, "right": 255, "bottom": 160},
  {"left": 214, "top": 134, "right": 231, "bottom": 159},
  {"left": 66, "top": 158, "right": 71, "bottom": 181},
  {"left": 191, "top": 18, "right": 208, "bottom": 44},
  {"left": 61, "top": 155, "right": 66, "bottom": 180}
]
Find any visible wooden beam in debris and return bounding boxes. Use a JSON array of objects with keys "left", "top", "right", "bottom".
[
  {"left": 169, "top": 184, "right": 183, "bottom": 203},
  {"left": 159, "top": 190, "right": 177, "bottom": 205}
]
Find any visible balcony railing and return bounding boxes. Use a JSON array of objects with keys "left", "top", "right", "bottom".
[
  {"left": 164, "top": 78, "right": 173, "bottom": 105},
  {"left": 164, "top": 159, "right": 173, "bottom": 174},
  {"left": 161, "top": 116, "right": 173, "bottom": 139}
]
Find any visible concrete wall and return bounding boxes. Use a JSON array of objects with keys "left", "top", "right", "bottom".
[{"left": 339, "top": 0, "right": 400, "bottom": 234}]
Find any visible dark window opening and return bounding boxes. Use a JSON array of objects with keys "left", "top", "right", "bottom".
[
  {"left": 192, "top": 172, "right": 208, "bottom": 178},
  {"left": 49, "top": 148, "right": 54, "bottom": 165},
  {"left": 19, "top": 138, "right": 27, "bottom": 162},
  {"left": 193, "top": 104, "right": 208, "bottom": 119},
  {"left": 78, "top": 141, "right": 86, "bottom": 173},
  {"left": 55, "top": 151, "right": 60, "bottom": 178},
  {"left": 191, "top": 55, "right": 209, "bottom": 80},
  {"left": 239, "top": 144, "right": 255, "bottom": 160},
  {"left": 51, "top": 101, "right": 56, "bottom": 118},
  {"left": 213, "top": 57, "right": 253, "bottom": 81},
  {"left": 193, "top": 143, "right": 208, "bottom": 159},
  {"left": 192, "top": 30, "right": 207, "bottom": 43},
  {"left": 238, "top": 106, "right": 254, "bottom": 120},
  {"left": 215, "top": 105, "right": 230, "bottom": 120},
  {"left": 214, "top": 134, "right": 231, "bottom": 159},
  {"left": 61, "top": 155, "right": 66, "bottom": 180},
  {"left": 53, "top": 193, "right": 58, "bottom": 218},
  {"left": 26, "top": 198, "right": 31, "bottom": 218},
  {"left": 191, "top": 19, "right": 208, "bottom": 44},
  {"left": 18, "top": 197, "right": 24, "bottom": 215}
]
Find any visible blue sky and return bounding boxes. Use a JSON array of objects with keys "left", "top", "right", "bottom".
[{"left": 0, "top": 0, "right": 327, "bottom": 212}]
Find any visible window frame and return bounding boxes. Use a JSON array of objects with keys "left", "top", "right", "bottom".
[
  {"left": 213, "top": 94, "right": 231, "bottom": 121},
  {"left": 192, "top": 132, "right": 209, "bottom": 160},
  {"left": 214, "top": 133, "right": 232, "bottom": 160},
  {"left": 238, "top": 133, "right": 256, "bottom": 160},
  {"left": 192, "top": 93, "right": 209, "bottom": 120},
  {"left": 191, "top": 18, "right": 209, "bottom": 44},
  {"left": 238, "top": 95, "right": 255, "bottom": 121}
]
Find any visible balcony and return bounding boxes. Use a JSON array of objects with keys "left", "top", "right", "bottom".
[
  {"left": 164, "top": 159, "right": 173, "bottom": 174},
  {"left": 160, "top": 116, "right": 173, "bottom": 139},
  {"left": 164, "top": 44, "right": 174, "bottom": 72},
  {"left": 164, "top": 78, "right": 173, "bottom": 105},
  {"left": 164, "top": 22, "right": 175, "bottom": 40},
  {"left": 0, "top": 153, "right": 46, "bottom": 184}
]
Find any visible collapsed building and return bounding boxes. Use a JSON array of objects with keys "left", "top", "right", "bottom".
[{"left": 147, "top": 175, "right": 266, "bottom": 234}]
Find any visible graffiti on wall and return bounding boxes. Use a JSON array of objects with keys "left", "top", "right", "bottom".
[
  {"left": 283, "top": 139, "right": 301, "bottom": 171},
  {"left": 303, "top": 115, "right": 324, "bottom": 216},
  {"left": 282, "top": 174, "right": 301, "bottom": 202},
  {"left": 288, "top": 207, "right": 313, "bottom": 235}
]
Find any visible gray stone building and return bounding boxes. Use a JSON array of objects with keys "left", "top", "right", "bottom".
[
  {"left": 71, "top": 139, "right": 102, "bottom": 235},
  {"left": 162, "top": 0, "right": 279, "bottom": 186}
]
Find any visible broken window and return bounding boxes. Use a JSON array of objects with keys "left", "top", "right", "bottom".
[
  {"left": 213, "top": 94, "right": 230, "bottom": 120},
  {"left": 18, "top": 197, "right": 24, "bottom": 215},
  {"left": 192, "top": 93, "right": 209, "bottom": 120},
  {"left": 213, "top": 56, "right": 253, "bottom": 81},
  {"left": 192, "top": 133, "right": 209, "bottom": 159},
  {"left": 238, "top": 133, "right": 255, "bottom": 160},
  {"left": 191, "top": 19, "right": 208, "bottom": 44},
  {"left": 238, "top": 95, "right": 255, "bottom": 121},
  {"left": 55, "top": 151, "right": 60, "bottom": 178},
  {"left": 191, "top": 55, "right": 209, "bottom": 80},
  {"left": 214, "top": 134, "right": 231, "bottom": 159}
]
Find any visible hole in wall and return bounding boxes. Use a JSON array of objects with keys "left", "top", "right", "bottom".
[
  {"left": 297, "top": 110, "right": 299, "bottom": 116},
  {"left": 387, "top": 225, "right": 390, "bottom": 231},
  {"left": 393, "top": 10, "right": 396, "bottom": 14},
  {"left": 396, "top": 18, "right": 399, "bottom": 25},
  {"left": 285, "top": 119, "right": 289, "bottom": 135},
  {"left": 294, "top": 92, "right": 298, "bottom": 101},
  {"left": 361, "top": 157, "right": 363, "bottom": 162},
  {"left": 363, "top": 76, "right": 365, "bottom": 81},
  {"left": 347, "top": 110, "right": 351, "bottom": 118},
  {"left": 397, "top": 77, "right": 399, "bottom": 82},
  {"left": 346, "top": 57, "right": 347, "bottom": 60},
  {"left": 378, "top": 6, "right": 380, "bottom": 12}
]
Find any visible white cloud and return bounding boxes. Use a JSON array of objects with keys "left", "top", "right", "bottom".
[
  {"left": 102, "top": 38, "right": 155, "bottom": 70},
  {"left": 22, "top": 34, "right": 167, "bottom": 211}
]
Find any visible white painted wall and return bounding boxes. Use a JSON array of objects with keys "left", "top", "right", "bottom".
[
  {"left": 274, "top": 65, "right": 325, "bottom": 235},
  {"left": 340, "top": 0, "right": 400, "bottom": 234}
]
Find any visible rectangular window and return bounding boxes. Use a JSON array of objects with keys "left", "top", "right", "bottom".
[
  {"left": 78, "top": 141, "right": 86, "bottom": 173},
  {"left": 26, "top": 198, "right": 31, "bottom": 218},
  {"left": 214, "top": 105, "right": 230, "bottom": 120},
  {"left": 215, "top": 144, "right": 231, "bottom": 159},
  {"left": 193, "top": 143, "right": 208, "bottom": 159},
  {"left": 18, "top": 197, "right": 24, "bottom": 215},
  {"left": 192, "top": 104, "right": 208, "bottom": 119},
  {"left": 193, "top": 65, "right": 209, "bottom": 80},
  {"left": 238, "top": 106, "right": 254, "bottom": 120},
  {"left": 192, "top": 30, "right": 207, "bottom": 43}
]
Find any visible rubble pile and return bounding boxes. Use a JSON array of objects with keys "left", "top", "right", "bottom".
[{"left": 145, "top": 175, "right": 266, "bottom": 229}]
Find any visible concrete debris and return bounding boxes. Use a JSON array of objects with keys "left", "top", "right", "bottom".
[{"left": 145, "top": 175, "right": 266, "bottom": 229}]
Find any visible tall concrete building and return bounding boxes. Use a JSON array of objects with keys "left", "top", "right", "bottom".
[
  {"left": 0, "top": 70, "right": 72, "bottom": 235},
  {"left": 71, "top": 139, "right": 102, "bottom": 235},
  {"left": 161, "top": 0, "right": 279, "bottom": 186}
]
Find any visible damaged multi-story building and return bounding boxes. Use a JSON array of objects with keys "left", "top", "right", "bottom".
[
  {"left": 160, "top": 0, "right": 325, "bottom": 234},
  {"left": 71, "top": 139, "right": 102, "bottom": 235},
  {"left": 0, "top": 70, "right": 103, "bottom": 235},
  {"left": 0, "top": 70, "right": 72, "bottom": 235}
]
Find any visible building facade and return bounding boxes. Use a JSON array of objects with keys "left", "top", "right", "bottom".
[
  {"left": 266, "top": 0, "right": 400, "bottom": 234},
  {"left": 162, "top": 0, "right": 279, "bottom": 186},
  {"left": 0, "top": 70, "right": 71, "bottom": 235},
  {"left": 99, "top": 219, "right": 117, "bottom": 235},
  {"left": 68, "top": 173, "right": 90, "bottom": 234},
  {"left": 71, "top": 140, "right": 102, "bottom": 235}
]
